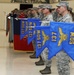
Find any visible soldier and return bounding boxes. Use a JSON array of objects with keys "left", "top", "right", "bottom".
[
  {"left": 56, "top": 1, "right": 72, "bottom": 75},
  {"left": 35, "top": 5, "right": 45, "bottom": 66},
  {"left": 26, "top": 8, "right": 33, "bottom": 18},
  {"left": 29, "top": 7, "right": 39, "bottom": 59},
  {"left": 37, "top": 5, "right": 44, "bottom": 20},
  {"left": 39, "top": 4, "right": 53, "bottom": 74},
  {"left": 30, "top": 7, "right": 39, "bottom": 18}
]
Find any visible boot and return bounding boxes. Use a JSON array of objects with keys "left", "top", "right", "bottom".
[
  {"left": 40, "top": 66, "right": 51, "bottom": 74},
  {"left": 35, "top": 56, "right": 44, "bottom": 66},
  {"left": 29, "top": 51, "right": 36, "bottom": 58}
]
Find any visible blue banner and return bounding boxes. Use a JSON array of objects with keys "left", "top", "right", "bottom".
[
  {"left": 35, "top": 26, "right": 50, "bottom": 57},
  {"left": 62, "top": 22, "right": 74, "bottom": 60},
  {"left": 20, "top": 18, "right": 28, "bottom": 40},
  {"left": 48, "top": 22, "right": 74, "bottom": 60},
  {"left": 48, "top": 22, "right": 63, "bottom": 59},
  {"left": 28, "top": 18, "right": 41, "bottom": 44}
]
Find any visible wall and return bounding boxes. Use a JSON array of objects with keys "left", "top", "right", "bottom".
[
  {"left": 0, "top": 3, "right": 19, "bottom": 30},
  {"left": 0, "top": 0, "right": 10, "bottom": 3}
]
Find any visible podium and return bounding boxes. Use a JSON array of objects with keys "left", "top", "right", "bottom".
[{"left": 13, "top": 18, "right": 34, "bottom": 52}]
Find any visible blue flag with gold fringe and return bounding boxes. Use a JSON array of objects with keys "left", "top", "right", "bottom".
[
  {"left": 48, "top": 22, "right": 74, "bottom": 60},
  {"left": 35, "top": 26, "right": 50, "bottom": 57},
  {"left": 20, "top": 18, "right": 28, "bottom": 40},
  {"left": 28, "top": 18, "right": 41, "bottom": 44}
]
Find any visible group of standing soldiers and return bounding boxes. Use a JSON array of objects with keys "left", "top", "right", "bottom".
[
  {"left": 6, "top": 1, "right": 74, "bottom": 75},
  {"left": 28, "top": 1, "right": 74, "bottom": 75}
]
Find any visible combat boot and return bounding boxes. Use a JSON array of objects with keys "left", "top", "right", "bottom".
[
  {"left": 35, "top": 56, "right": 44, "bottom": 66},
  {"left": 40, "top": 66, "right": 51, "bottom": 74},
  {"left": 29, "top": 51, "right": 36, "bottom": 58}
]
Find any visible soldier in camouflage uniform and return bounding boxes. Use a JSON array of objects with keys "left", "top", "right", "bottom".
[
  {"left": 56, "top": 1, "right": 72, "bottom": 75},
  {"left": 37, "top": 5, "right": 44, "bottom": 20},
  {"left": 29, "top": 6, "right": 45, "bottom": 59},
  {"left": 29, "top": 7, "right": 39, "bottom": 59},
  {"left": 39, "top": 4, "right": 53, "bottom": 74},
  {"left": 30, "top": 7, "right": 39, "bottom": 19},
  {"left": 35, "top": 5, "right": 45, "bottom": 66}
]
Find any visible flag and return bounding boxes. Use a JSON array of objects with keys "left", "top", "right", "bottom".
[
  {"left": 48, "top": 22, "right": 74, "bottom": 60},
  {"left": 35, "top": 26, "right": 50, "bottom": 57},
  {"left": 28, "top": 18, "right": 41, "bottom": 44},
  {"left": 20, "top": 18, "right": 28, "bottom": 40},
  {"left": 48, "top": 22, "right": 63, "bottom": 60},
  {"left": 61, "top": 22, "right": 74, "bottom": 60},
  {"left": 13, "top": 18, "right": 34, "bottom": 51}
]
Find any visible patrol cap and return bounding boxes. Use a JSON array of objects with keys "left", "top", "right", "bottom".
[
  {"left": 56, "top": 1, "right": 69, "bottom": 7},
  {"left": 38, "top": 5, "right": 44, "bottom": 9},
  {"left": 26, "top": 8, "right": 32, "bottom": 11},
  {"left": 42, "top": 4, "right": 53, "bottom": 9},
  {"left": 31, "top": 7, "right": 38, "bottom": 10}
]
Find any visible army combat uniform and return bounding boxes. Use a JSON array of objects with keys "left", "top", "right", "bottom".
[
  {"left": 56, "top": 13, "right": 72, "bottom": 75},
  {"left": 40, "top": 4, "right": 53, "bottom": 74},
  {"left": 56, "top": 1, "right": 73, "bottom": 75}
]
